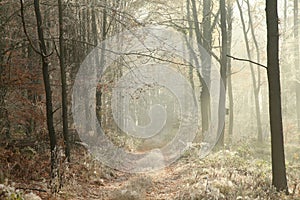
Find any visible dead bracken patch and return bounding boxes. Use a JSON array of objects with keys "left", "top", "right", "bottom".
[{"left": 0, "top": 142, "right": 299, "bottom": 200}]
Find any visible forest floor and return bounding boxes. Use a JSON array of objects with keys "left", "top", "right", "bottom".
[{"left": 1, "top": 140, "right": 300, "bottom": 200}]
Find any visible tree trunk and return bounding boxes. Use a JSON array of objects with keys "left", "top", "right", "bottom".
[
  {"left": 266, "top": 0, "right": 288, "bottom": 192},
  {"left": 215, "top": 0, "right": 227, "bottom": 148},
  {"left": 32, "top": 0, "right": 59, "bottom": 192},
  {"left": 186, "top": 0, "right": 195, "bottom": 90},
  {"left": 227, "top": 1, "right": 234, "bottom": 140},
  {"left": 98, "top": 0, "right": 108, "bottom": 126},
  {"left": 237, "top": 0, "right": 262, "bottom": 142},
  {"left": 58, "top": 0, "right": 70, "bottom": 162},
  {"left": 190, "top": 0, "right": 210, "bottom": 135},
  {"left": 246, "top": 0, "right": 263, "bottom": 142},
  {"left": 200, "top": 0, "right": 212, "bottom": 134}
]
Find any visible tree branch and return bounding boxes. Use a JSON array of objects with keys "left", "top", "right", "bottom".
[
  {"left": 227, "top": 55, "right": 267, "bottom": 69},
  {"left": 19, "top": 0, "right": 53, "bottom": 58},
  {"left": 19, "top": 0, "right": 42, "bottom": 56}
]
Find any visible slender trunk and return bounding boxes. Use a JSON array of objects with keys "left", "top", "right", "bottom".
[
  {"left": 58, "top": 0, "right": 70, "bottom": 162},
  {"left": 84, "top": 0, "right": 92, "bottom": 132},
  {"left": 190, "top": 0, "right": 210, "bottom": 134},
  {"left": 33, "top": 0, "right": 59, "bottom": 192},
  {"left": 98, "top": 0, "right": 107, "bottom": 125},
  {"left": 266, "top": 0, "right": 288, "bottom": 192},
  {"left": 216, "top": 0, "right": 227, "bottom": 148},
  {"left": 91, "top": 1, "right": 98, "bottom": 47},
  {"left": 237, "top": 0, "right": 262, "bottom": 142},
  {"left": 186, "top": 0, "right": 194, "bottom": 90},
  {"left": 227, "top": 2, "right": 234, "bottom": 140},
  {"left": 91, "top": 0, "right": 101, "bottom": 129},
  {"left": 246, "top": 0, "right": 263, "bottom": 142},
  {"left": 201, "top": 0, "right": 212, "bottom": 134},
  {"left": 202, "top": 0, "right": 211, "bottom": 51}
]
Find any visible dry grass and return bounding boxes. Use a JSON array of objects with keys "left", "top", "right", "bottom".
[{"left": 1, "top": 140, "right": 299, "bottom": 199}]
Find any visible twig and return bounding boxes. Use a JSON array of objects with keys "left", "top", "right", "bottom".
[
  {"left": 52, "top": 106, "right": 61, "bottom": 114},
  {"left": 227, "top": 66, "right": 247, "bottom": 77},
  {"left": 227, "top": 54, "right": 267, "bottom": 69}
]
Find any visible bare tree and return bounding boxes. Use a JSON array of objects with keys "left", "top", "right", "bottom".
[
  {"left": 190, "top": 0, "right": 210, "bottom": 135},
  {"left": 227, "top": 0, "right": 234, "bottom": 140},
  {"left": 186, "top": 0, "right": 195, "bottom": 90},
  {"left": 58, "top": 0, "right": 70, "bottom": 161},
  {"left": 266, "top": 0, "right": 288, "bottom": 192},
  {"left": 201, "top": 0, "right": 212, "bottom": 134},
  {"left": 236, "top": 0, "right": 263, "bottom": 142},
  {"left": 20, "top": 0, "right": 59, "bottom": 192},
  {"left": 216, "top": 0, "right": 227, "bottom": 148}
]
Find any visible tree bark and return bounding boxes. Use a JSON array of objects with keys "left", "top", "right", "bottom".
[
  {"left": 266, "top": 0, "right": 288, "bottom": 192},
  {"left": 58, "top": 0, "right": 71, "bottom": 162},
  {"left": 31, "top": 0, "right": 59, "bottom": 192},
  {"left": 227, "top": 1, "right": 234, "bottom": 140},
  {"left": 215, "top": 0, "right": 227, "bottom": 148},
  {"left": 190, "top": 0, "right": 210, "bottom": 134},
  {"left": 96, "top": 0, "right": 108, "bottom": 126},
  {"left": 186, "top": 0, "right": 195, "bottom": 90}
]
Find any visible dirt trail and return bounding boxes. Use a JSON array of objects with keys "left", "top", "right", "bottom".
[{"left": 1, "top": 147, "right": 299, "bottom": 199}]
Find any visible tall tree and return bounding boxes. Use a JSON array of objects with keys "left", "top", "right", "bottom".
[
  {"left": 97, "top": 0, "right": 108, "bottom": 126},
  {"left": 237, "top": 0, "right": 263, "bottom": 142},
  {"left": 201, "top": 0, "right": 212, "bottom": 134},
  {"left": 190, "top": 0, "right": 210, "bottom": 135},
  {"left": 58, "top": 0, "right": 70, "bottom": 162},
  {"left": 227, "top": 0, "right": 234, "bottom": 140},
  {"left": 186, "top": 0, "right": 195, "bottom": 90},
  {"left": 20, "top": 0, "right": 59, "bottom": 192},
  {"left": 246, "top": 0, "right": 263, "bottom": 142},
  {"left": 266, "top": 0, "right": 288, "bottom": 192},
  {"left": 33, "top": 0, "right": 59, "bottom": 191},
  {"left": 216, "top": 0, "right": 227, "bottom": 148}
]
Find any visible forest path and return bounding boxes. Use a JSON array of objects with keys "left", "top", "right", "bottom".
[
  {"left": 1, "top": 146, "right": 299, "bottom": 199},
  {"left": 47, "top": 149, "right": 300, "bottom": 199}
]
